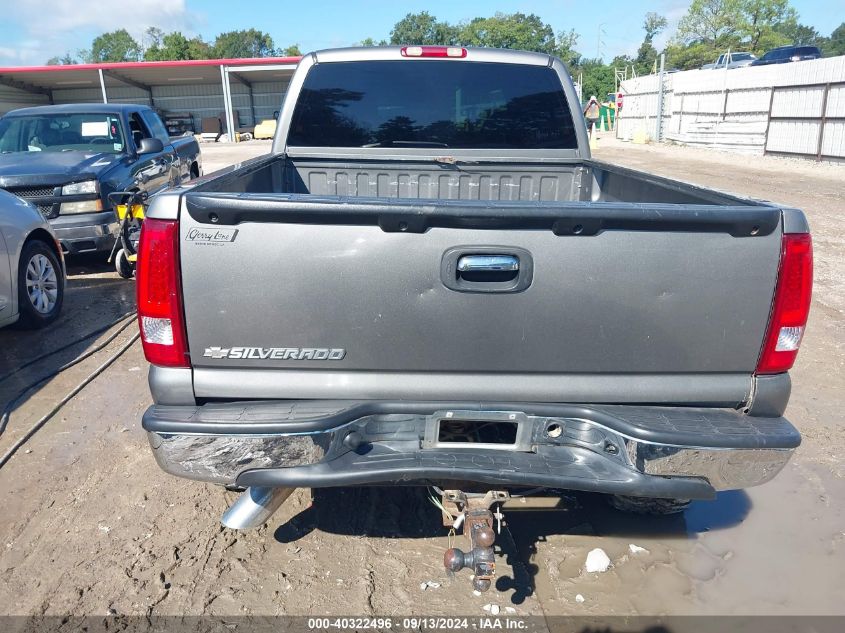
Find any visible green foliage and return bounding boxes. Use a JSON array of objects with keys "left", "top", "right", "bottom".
[
  {"left": 144, "top": 31, "right": 210, "bottom": 61},
  {"left": 90, "top": 29, "right": 142, "bottom": 63},
  {"left": 825, "top": 22, "right": 845, "bottom": 56},
  {"left": 279, "top": 44, "right": 302, "bottom": 57},
  {"left": 211, "top": 29, "right": 276, "bottom": 59},
  {"left": 779, "top": 23, "right": 822, "bottom": 46},
  {"left": 46, "top": 53, "right": 78, "bottom": 65},
  {"left": 741, "top": 0, "right": 796, "bottom": 49},
  {"left": 643, "top": 12, "right": 668, "bottom": 43},
  {"left": 677, "top": 0, "right": 744, "bottom": 48},
  {"left": 577, "top": 58, "right": 615, "bottom": 102},
  {"left": 458, "top": 12, "right": 557, "bottom": 53},
  {"left": 359, "top": 37, "right": 388, "bottom": 47},
  {"left": 665, "top": 41, "right": 720, "bottom": 69},
  {"left": 389, "top": 11, "right": 458, "bottom": 45},
  {"left": 387, "top": 11, "right": 579, "bottom": 63}
]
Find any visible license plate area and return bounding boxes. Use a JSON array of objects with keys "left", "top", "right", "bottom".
[{"left": 423, "top": 411, "right": 533, "bottom": 452}]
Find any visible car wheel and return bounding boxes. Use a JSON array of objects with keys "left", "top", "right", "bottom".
[
  {"left": 17, "top": 240, "right": 64, "bottom": 329},
  {"left": 115, "top": 248, "right": 135, "bottom": 279},
  {"left": 607, "top": 494, "right": 691, "bottom": 515}
]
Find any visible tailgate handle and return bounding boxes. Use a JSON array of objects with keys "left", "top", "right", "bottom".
[
  {"left": 457, "top": 255, "right": 519, "bottom": 273},
  {"left": 442, "top": 247, "right": 533, "bottom": 293}
]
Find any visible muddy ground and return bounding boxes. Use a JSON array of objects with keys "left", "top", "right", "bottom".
[{"left": 0, "top": 137, "right": 843, "bottom": 619}]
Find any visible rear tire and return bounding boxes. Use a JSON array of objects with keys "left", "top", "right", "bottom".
[
  {"left": 608, "top": 495, "right": 691, "bottom": 515},
  {"left": 115, "top": 249, "right": 134, "bottom": 279},
  {"left": 16, "top": 240, "right": 64, "bottom": 329}
]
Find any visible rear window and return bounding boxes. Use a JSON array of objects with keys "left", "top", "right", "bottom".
[{"left": 287, "top": 60, "right": 577, "bottom": 149}]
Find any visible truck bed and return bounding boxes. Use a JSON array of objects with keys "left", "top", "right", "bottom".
[{"left": 192, "top": 154, "right": 753, "bottom": 206}]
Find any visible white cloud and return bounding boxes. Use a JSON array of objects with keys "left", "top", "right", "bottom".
[{"left": 1, "top": 0, "right": 200, "bottom": 65}]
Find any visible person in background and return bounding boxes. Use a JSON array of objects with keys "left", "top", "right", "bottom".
[{"left": 583, "top": 96, "right": 600, "bottom": 138}]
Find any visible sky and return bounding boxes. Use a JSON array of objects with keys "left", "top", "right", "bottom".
[{"left": 0, "top": 0, "right": 838, "bottom": 67}]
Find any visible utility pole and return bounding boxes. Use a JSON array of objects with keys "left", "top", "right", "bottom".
[
  {"left": 596, "top": 23, "right": 606, "bottom": 60},
  {"left": 655, "top": 53, "right": 666, "bottom": 142}
]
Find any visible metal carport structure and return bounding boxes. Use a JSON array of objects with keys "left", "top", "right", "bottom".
[{"left": 0, "top": 56, "right": 301, "bottom": 141}]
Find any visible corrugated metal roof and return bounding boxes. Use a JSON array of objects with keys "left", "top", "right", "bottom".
[{"left": 0, "top": 57, "right": 301, "bottom": 90}]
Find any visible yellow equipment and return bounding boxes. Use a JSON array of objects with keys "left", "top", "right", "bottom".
[{"left": 253, "top": 119, "right": 277, "bottom": 140}]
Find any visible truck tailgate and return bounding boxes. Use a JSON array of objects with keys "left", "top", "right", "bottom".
[{"left": 179, "top": 194, "right": 782, "bottom": 403}]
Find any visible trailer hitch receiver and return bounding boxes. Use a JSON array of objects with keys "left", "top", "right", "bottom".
[{"left": 442, "top": 490, "right": 508, "bottom": 592}]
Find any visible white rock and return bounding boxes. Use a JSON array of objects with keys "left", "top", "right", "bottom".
[
  {"left": 575, "top": 594, "right": 585, "bottom": 603},
  {"left": 505, "top": 607, "right": 517, "bottom": 614},
  {"left": 482, "top": 604, "right": 492, "bottom": 613},
  {"left": 584, "top": 548, "right": 611, "bottom": 573},
  {"left": 420, "top": 582, "right": 428, "bottom": 591},
  {"left": 629, "top": 543, "right": 649, "bottom": 555},
  {"left": 490, "top": 605, "right": 500, "bottom": 615},
  {"left": 473, "top": 590, "right": 482, "bottom": 597},
  {"left": 426, "top": 581, "right": 441, "bottom": 589}
]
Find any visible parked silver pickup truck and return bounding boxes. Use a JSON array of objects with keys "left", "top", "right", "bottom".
[{"left": 136, "top": 46, "right": 812, "bottom": 591}]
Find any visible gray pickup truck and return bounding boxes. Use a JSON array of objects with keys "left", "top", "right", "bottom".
[{"left": 137, "top": 46, "right": 812, "bottom": 590}]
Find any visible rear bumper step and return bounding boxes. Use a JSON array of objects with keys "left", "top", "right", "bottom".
[{"left": 142, "top": 401, "right": 800, "bottom": 499}]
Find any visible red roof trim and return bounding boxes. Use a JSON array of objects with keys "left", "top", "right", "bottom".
[{"left": 0, "top": 56, "right": 302, "bottom": 74}]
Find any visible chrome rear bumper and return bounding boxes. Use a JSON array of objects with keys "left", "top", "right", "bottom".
[{"left": 144, "top": 402, "right": 799, "bottom": 499}]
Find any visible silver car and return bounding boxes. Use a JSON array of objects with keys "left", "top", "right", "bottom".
[
  {"left": 701, "top": 51, "right": 757, "bottom": 69},
  {"left": 0, "top": 189, "right": 65, "bottom": 328}
]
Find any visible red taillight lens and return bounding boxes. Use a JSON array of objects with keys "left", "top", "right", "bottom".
[
  {"left": 756, "top": 233, "right": 813, "bottom": 374},
  {"left": 401, "top": 46, "right": 467, "bottom": 58},
  {"left": 136, "top": 218, "right": 189, "bottom": 368}
]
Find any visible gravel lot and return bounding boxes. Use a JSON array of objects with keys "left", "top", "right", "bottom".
[{"left": 0, "top": 136, "right": 843, "bottom": 619}]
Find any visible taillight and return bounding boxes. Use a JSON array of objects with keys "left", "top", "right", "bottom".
[
  {"left": 756, "top": 233, "right": 812, "bottom": 374},
  {"left": 401, "top": 46, "right": 467, "bottom": 58},
  {"left": 136, "top": 218, "right": 189, "bottom": 368}
]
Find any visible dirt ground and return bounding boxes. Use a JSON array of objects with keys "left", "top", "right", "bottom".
[{"left": 1, "top": 137, "right": 843, "bottom": 620}]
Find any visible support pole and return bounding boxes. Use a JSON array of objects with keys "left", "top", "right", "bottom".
[
  {"left": 655, "top": 53, "right": 665, "bottom": 142},
  {"left": 98, "top": 68, "right": 108, "bottom": 104},
  {"left": 220, "top": 65, "right": 236, "bottom": 142}
]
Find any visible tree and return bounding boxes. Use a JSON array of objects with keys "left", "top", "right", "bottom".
[
  {"left": 677, "top": 0, "right": 744, "bottom": 49},
  {"left": 778, "top": 23, "right": 822, "bottom": 46},
  {"left": 665, "top": 40, "right": 719, "bottom": 69},
  {"left": 740, "top": 0, "right": 795, "bottom": 50},
  {"left": 555, "top": 28, "right": 580, "bottom": 65},
  {"left": 389, "top": 11, "right": 457, "bottom": 45},
  {"left": 278, "top": 44, "right": 302, "bottom": 56},
  {"left": 359, "top": 37, "right": 387, "bottom": 47},
  {"left": 458, "top": 12, "right": 558, "bottom": 54},
  {"left": 635, "top": 12, "right": 668, "bottom": 74},
  {"left": 46, "top": 52, "right": 78, "bottom": 65},
  {"left": 577, "top": 58, "right": 615, "bottom": 102},
  {"left": 644, "top": 12, "right": 668, "bottom": 42},
  {"left": 143, "top": 27, "right": 165, "bottom": 53},
  {"left": 90, "top": 29, "right": 142, "bottom": 62},
  {"left": 825, "top": 22, "right": 845, "bottom": 56},
  {"left": 144, "top": 32, "right": 211, "bottom": 61},
  {"left": 212, "top": 29, "right": 276, "bottom": 58}
]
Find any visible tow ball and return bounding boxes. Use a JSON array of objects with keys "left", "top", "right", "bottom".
[{"left": 441, "top": 490, "right": 509, "bottom": 592}]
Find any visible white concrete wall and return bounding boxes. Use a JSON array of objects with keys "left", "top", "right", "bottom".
[{"left": 617, "top": 55, "right": 845, "bottom": 159}]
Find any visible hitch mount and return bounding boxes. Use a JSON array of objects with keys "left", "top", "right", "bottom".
[{"left": 442, "top": 489, "right": 509, "bottom": 592}]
